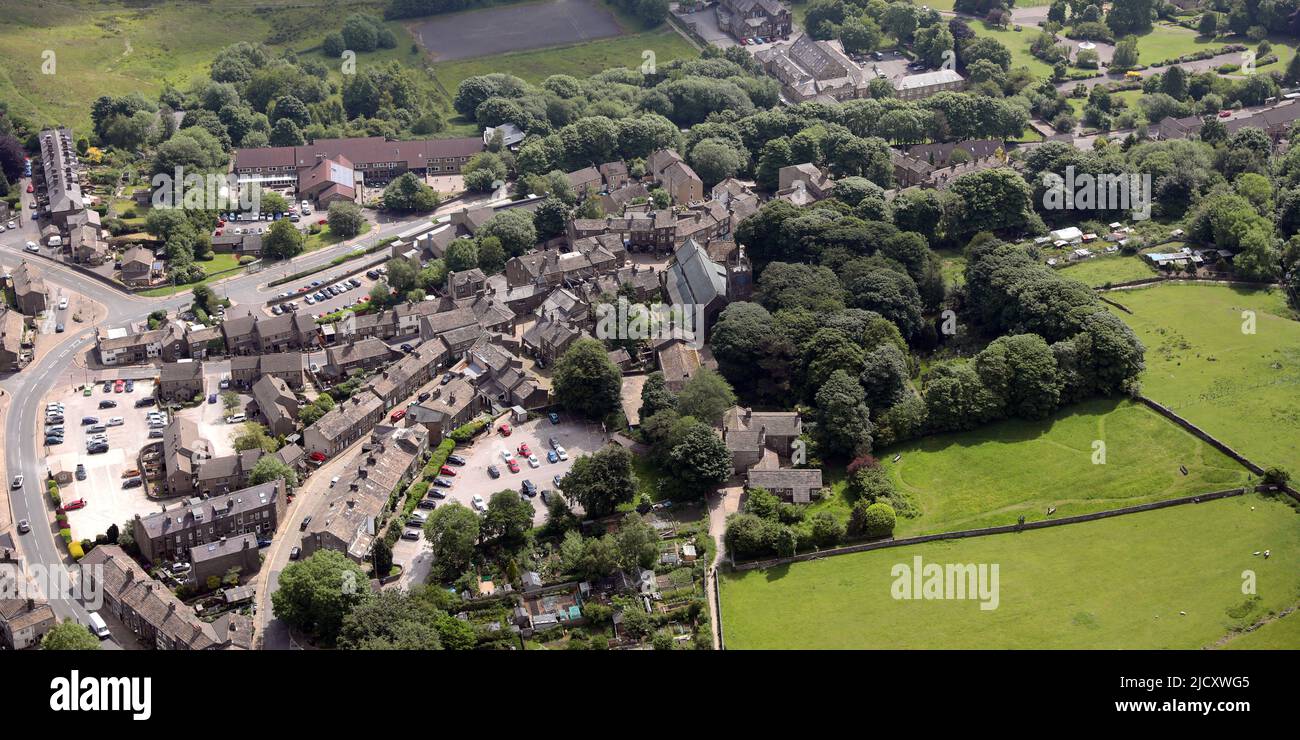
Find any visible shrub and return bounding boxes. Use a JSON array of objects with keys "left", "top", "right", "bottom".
[
  {"left": 449, "top": 417, "right": 488, "bottom": 443},
  {"left": 849, "top": 500, "right": 896, "bottom": 538}
]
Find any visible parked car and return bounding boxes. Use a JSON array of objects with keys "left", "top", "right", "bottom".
[
  {"left": 300, "top": 516, "right": 312, "bottom": 531},
  {"left": 548, "top": 412, "right": 560, "bottom": 424},
  {"left": 497, "top": 422, "right": 512, "bottom": 436},
  {"left": 540, "top": 490, "right": 553, "bottom": 505},
  {"left": 500, "top": 448, "right": 514, "bottom": 462},
  {"left": 517, "top": 443, "right": 531, "bottom": 456},
  {"left": 400, "top": 530, "right": 420, "bottom": 541},
  {"left": 60, "top": 498, "right": 87, "bottom": 511},
  {"left": 521, "top": 480, "right": 537, "bottom": 497},
  {"left": 555, "top": 446, "right": 568, "bottom": 461},
  {"left": 507, "top": 459, "right": 520, "bottom": 474},
  {"left": 471, "top": 495, "right": 486, "bottom": 512},
  {"left": 417, "top": 499, "right": 436, "bottom": 510},
  {"left": 122, "top": 477, "right": 143, "bottom": 488},
  {"left": 433, "top": 477, "right": 453, "bottom": 488},
  {"left": 553, "top": 474, "right": 564, "bottom": 488},
  {"left": 75, "top": 465, "right": 86, "bottom": 481},
  {"left": 208, "top": 393, "right": 217, "bottom": 404},
  {"left": 487, "top": 464, "right": 501, "bottom": 479},
  {"left": 107, "top": 417, "right": 124, "bottom": 426},
  {"left": 547, "top": 450, "right": 559, "bottom": 464},
  {"left": 527, "top": 454, "right": 540, "bottom": 468},
  {"left": 447, "top": 454, "right": 466, "bottom": 466},
  {"left": 82, "top": 416, "right": 98, "bottom": 425},
  {"left": 289, "top": 546, "right": 302, "bottom": 559},
  {"left": 548, "top": 436, "right": 560, "bottom": 449},
  {"left": 439, "top": 465, "right": 456, "bottom": 476},
  {"left": 135, "top": 397, "right": 156, "bottom": 407},
  {"left": 98, "top": 400, "right": 117, "bottom": 409}
]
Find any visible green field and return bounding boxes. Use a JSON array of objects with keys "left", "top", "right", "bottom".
[
  {"left": 968, "top": 22, "right": 1054, "bottom": 78},
  {"left": 721, "top": 493, "right": 1300, "bottom": 649},
  {"left": 1110, "top": 284, "right": 1300, "bottom": 475},
  {"left": 817, "top": 399, "right": 1252, "bottom": 536},
  {"left": 1057, "top": 255, "right": 1156, "bottom": 287},
  {"left": 137, "top": 253, "right": 242, "bottom": 297},
  {"left": 0, "top": 0, "right": 378, "bottom": 133},
  {"left": 0, "top": 0, "right": 695, "bottom": 139}
]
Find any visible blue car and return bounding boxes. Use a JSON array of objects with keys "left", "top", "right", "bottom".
[
  {"left": 548, "top": 412, "right": 560, "bottom": 424},
  {"left": 547, "top": 450, "right": 559, "bottom": 463},
  {"left": 208, "top": 393, "right": 217, "bottom": 404}
]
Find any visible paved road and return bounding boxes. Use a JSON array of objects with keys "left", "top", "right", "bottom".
[{"left": 0, "top": 177, "right": 502, "bottom": 646}]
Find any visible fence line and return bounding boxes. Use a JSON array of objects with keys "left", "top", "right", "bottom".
[{"left": 730, "top": 486, "right": 1263, "bottom": 572}]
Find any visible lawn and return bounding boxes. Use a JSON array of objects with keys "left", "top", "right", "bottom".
[
  {"left": 1135, "top": 23, "right": 1220, "bottom": 65},
  {"left": 720, "top": 492, "right": 1300, "bottom": 649},
  {"left": 1056, "top": 254, "right": 1156, "bottom": 287},
  {"left": 137, "top": 253, "right": 242, "bottom": 297},
  {"left": 304, "top": 221, "right": 372, "bottom": 254},
  {"left": 967, "top": 22, "right": 1054, "bottom": 79},
  {"left": 811, "top": 398, "right": 1252, "bottom": 536},
  {"left": 1110, "top": 284, "right": 1300, "bottom": 476}
]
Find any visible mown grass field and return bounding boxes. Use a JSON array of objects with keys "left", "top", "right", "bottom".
[
  {"left": 1056, "top": 254, "right": 1156, "bottom": 287},
  {"left": 811, "top": 398, "right": 1251, "bottom": 536},
  {"left": 721, "top": 492, "right": 1300, "bottom": 649},
  {"left": 1110, "top": 284, "right": 1300, "bottom": 476}
]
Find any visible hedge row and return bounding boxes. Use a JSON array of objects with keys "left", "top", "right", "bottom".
[
  {"left": 266, "top": 236, "right": 397, "bottom": 288},
  {"left": 448, "top": 417, "right": 489, "bottom": 444}
]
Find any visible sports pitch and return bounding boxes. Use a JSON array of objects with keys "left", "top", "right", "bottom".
[{"left": 411, "top": 0, "right": 624, "bottom": 62}]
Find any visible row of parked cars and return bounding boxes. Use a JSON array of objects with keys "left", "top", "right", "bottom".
[{"left": 400, "top": 454, "right": 469, "bottom": 539}]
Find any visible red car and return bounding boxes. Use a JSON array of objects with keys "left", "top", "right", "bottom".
[
  {"left": 439, "top": 465, "right": 456, "bottom": 476},
  {"left": 506, "top": 459, "right": 520, "bottom": 474},
  {"left": 309, "top": 451, "right": 327, "bottom": 462},
  {"left": 517, "top": 443, "right": 531, "bottom": 456},
  {"left": 498, "top": 423, "right": 512, "bottom": 436},
  {"left": 390, "top": 408, "right": 407, "bottom": 422},
  {"left": 26, "top": 183, "right": 34, "bottom": 193},
  {"left": 61, "top": 499, "right": 86, "bottom": 511},
  {"left": 113, "top": 380, "right": 125, "bottom": 393},
  {"left": 1218, "top": 110, "right": 1232, "bottom": 118}
]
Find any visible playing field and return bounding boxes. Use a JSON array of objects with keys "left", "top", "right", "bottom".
[
  {"left": 1110, "top": 284, "right": 1300, "bottom": 475},
  {"left": 720, "top": 493, "right": 1300, "bottom": 649},
  {"left": 412, "top": 0, "right": 623, "bottom": 62},
  {"left": 812, "top": 399, "right": 1252, "bottom": 536}
]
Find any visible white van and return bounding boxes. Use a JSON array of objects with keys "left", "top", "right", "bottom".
[{"left": 87, "top": 612, "right": 110, "bottom": 639}]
